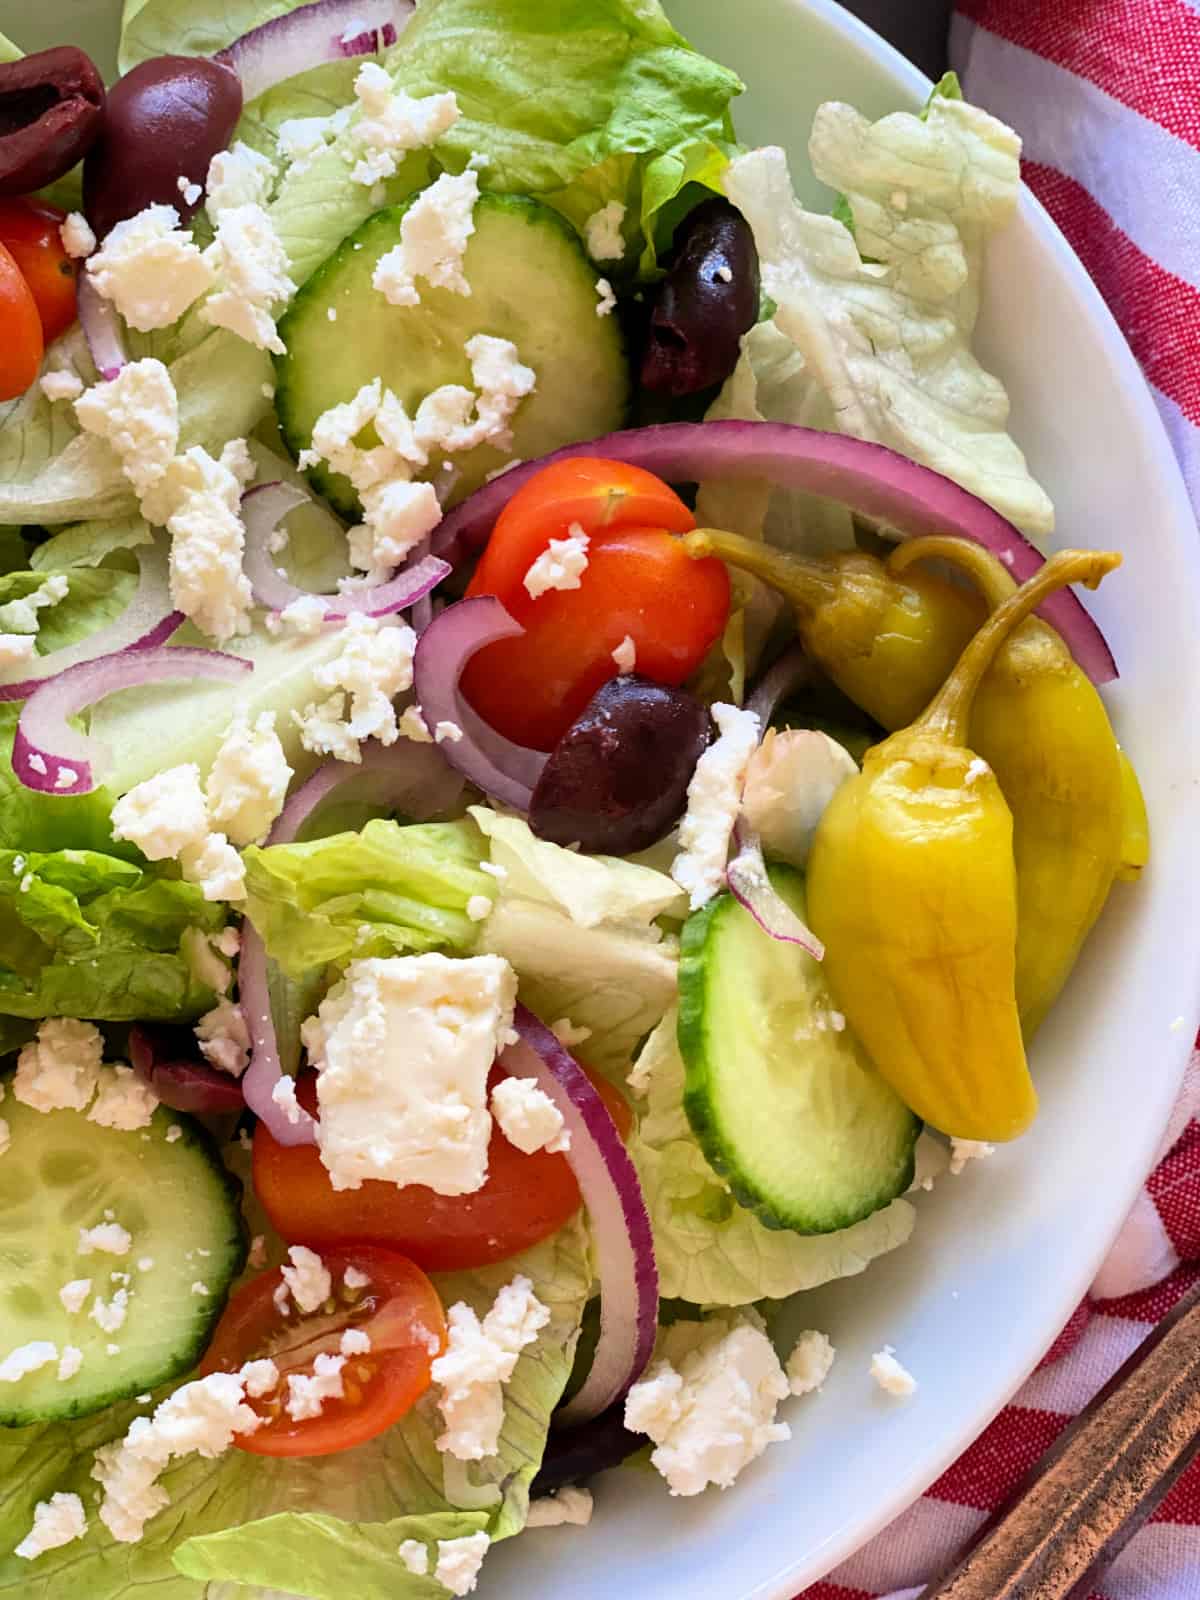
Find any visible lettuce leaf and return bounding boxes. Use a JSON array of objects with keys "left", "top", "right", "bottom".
[
  {"left": 244, "top": 817, "right": 492, "bottom": 980},
  {"left": 630, "top": 1011, "right": 916, "bottom": 1303},
  {"left": 0, "top": 1222, "right": 590, "bottom": 1599},
  {"left": 0, "top": 31, "right": 19, "bottom": 63}
]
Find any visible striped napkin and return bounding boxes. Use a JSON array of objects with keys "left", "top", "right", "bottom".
[{"left": 802, "top": 3, "right": 1200, "bottom": 1594}]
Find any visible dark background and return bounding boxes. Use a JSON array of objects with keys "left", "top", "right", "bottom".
[{"left": 843, "top": 0, "right": 952, "bottom": 76}]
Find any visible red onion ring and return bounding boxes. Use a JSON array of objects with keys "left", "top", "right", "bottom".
[
  {"left": 241, "top": 483, "right": 451, "bottom": 621},
  {"left": 0, "top": 543, "right": 182, "bottom": 703},
  {"left": 213, "top": 0, "right": 414, "bottom": 103},
  {"left": 129, "top": 1024, "right": 246, "bottom": 1115},
  {"left": 500, "top": 1005, "right": 658, "bottom": 1425},
  {"left": 239, "top": 739, "right": 466, "bottom": 1144},
  {"left": 726, "top": 823, "right": 824, "bottom": 960},
  {"left": 14, "top": 645, "right": 251, "bottom": 795},
  {"left": 77, "top": 273, "right": 127, "bottom": 382},
  {"left": 434, "top": 422, "right": 1117, "bottom": 685},
  {"left": 745, "top": 643, "right": 810, "bottom": 727},
  {"left": 411, "top": 596, "right": 548, "bottom": 812}
]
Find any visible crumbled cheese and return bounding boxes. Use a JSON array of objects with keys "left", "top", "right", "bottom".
[
  {"left": 73, "top": 358, "right": 180, "bottom": 524},
  {"left": 177, "top": 175, "right": 203, "bottom": 207},
  {"left": 0, "top": 635, "right": 35, "bottom": 673},
  {"left": 275, "top": 594, "right": 328, "bottom": 635},
  {"left": 301, "top": 953, "right": 517, "bottom": 1195},
  {"left": 347, "top": 477, "right": 442, "bottom": 579},
  {"left": 205, "top": 142, "right": 276, "bottom": 218},
  {"left": 40, "top": 368, "right": 84, "bottom": 403},
  {"left": 584, "top": 201, "right": 626, "bottom": 261},
  {"left": 398, "top": 704, "right": 433, "bottom": 742},
  {"left": 435, "top": 720, "right": 463, "bottom": 744},
  {"left": 286, "top": 1352, "right": 346, "bottom": 1420},
  {"left": 398, "top": 1538, "right": 429, "bottom": 1575},
  {"left": 161, "top": 438, "right": 256, "bottom": 642},
  {"left": 88, "top": 1066, "right": 159, "bottom": 1131},
  {"left": 281, "top": 1245, "right": 332, "bottom": 1314},
  {"left": 91, "top": 1288, "right": 130, "bottom": 1335},
  {"left": 57, "top": 1347, "right": 84, "bottom": 1382},
  {"left": 344, "top": 1265, "right": 371, "bottom": 1291},
  {"left": 435, "top": 1531, "right": 490, "bottom": 1596},
  {"left": 205, "top": 709, "right": 292, "bottom": 847},
  {"left": 715, "top": 263, "right": 733, "bottom": 283},
  {"left": 0, "top": 1342, "right": 58, "bottom": 1383},
  {"left": 595, "top": 277, "right": 617, "bottom": 316},
  {"left": 14, "top": 1493, "right": 87, "bottom": 1561},
  {"left": 277, "top": 108, "right": 353, "bottom": 176},
  {"left": 525, "top": 1485, "right": 594, "bottom": 1528},
  {"left": 106, "top": 1343, "right": 121, "bottom": 1357},
  {"left": 271, "top": 1075, "right": 303, "bottom": 1125},
  {"left": 78, "top": 1222, "right": 132, "bottom": 1257},
  {"left": 59, "top": 1279, "right": 92, "bottom": 1315},
  {"left": 195, "top": 999, "right": 251, "bottom": 1078},
  {"left": 671, "top": 702, "right": 762, "bottom": 909},
  {"left": 165, "top": 1125, "right": 182, "bottom": 1144},
  {"left": 239, "top": 1357, "right": 279, "bottom": 1398},
  {"left": 466, "top": 895, "right": 493, "bottom": 922},
  {"left": 340, "top": 1327, "right": 372, "bottom": 1357},
  {"left": 431, "top": 1275, "right": 549, "bottom": 1460},
  {"left": 60, "top": 212, "right": 96, "bottom": 259},
  {"left": 949, "top": 1137, "right": 996, "bottom": 1175},
  {"left": 523, "top": 525, "right": 589, "bottom": 599},
  {"left": 490, "top": 1078, "right": 568, "bottom": 1155},
  {"left": 14, "top": 1019, "right": 104, "bottom": 1113},
  {"left": 612, "top": 634, "right": 636, "bottom": 673},
  {"left": 201, "top": 203, "right": 297, "bottom": 355},
  {"left": 181, "top": 832, "right": 246, "bottom": 902},
  {"left": 349, "top": 64, "right": 460, "bottom": 186},
  {"left": 479, "top": 860, "right": 508, "bottom": 882},
  {"left": 54, "top": 767, "right": 78, "bottom": 791},
  {"left": 85, "top": 205, "right": 214, "bottom": 331},
  {"left": 112, "top": 764, "right": 210, "bottom": 859},
  {"left": 786, "top": 1330, "right": 836, "bottom": 1396},
  {"left": 293, "top": 615, "right": 417, "bottom": 762},
  {"left": 870, "top": 1345, "right": 917, "bottom": 1397},
  {"left": 624, "top": 1315, "right": 791, "bottom": 1496},
  {"left": 963, "top": 756, "right": 990, "bottom": 786},
  {"left": 93, "top": 1372, "right": 261, "bottom": 1542},
  {"left": 190, "top": 1282, "right": 209, "bottom": 1297},
  {"left": 372, "top": 168, "right": 478, "bottom": 305}
]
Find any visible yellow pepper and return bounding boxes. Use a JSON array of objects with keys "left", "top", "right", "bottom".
[
  {"left": 887, "top": 535, "right": 1149, "bottom": 1037},
  {"left": 682, "top": 528, "right": 983, "bottom": 731},
  {"left": 806, "top": 549, "right": 1120, "bottom": 1142}
]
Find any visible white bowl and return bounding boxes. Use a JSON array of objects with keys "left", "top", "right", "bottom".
[{"left": 12, "top": 0, "right": 1200, "bottom": 1593}]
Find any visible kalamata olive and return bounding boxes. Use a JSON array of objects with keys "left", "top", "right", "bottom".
[
  {"left": 0, "top": 47, "right": 105, "bottom": 197},
  {"left": 83, "top": 55, "right": 242, "bottom": 240},
  {"left": 640, "top": 197, "right": 761, "bottom": 397},
  {"left": 529, "top": 675, "right": 711, "bottom": 856}
]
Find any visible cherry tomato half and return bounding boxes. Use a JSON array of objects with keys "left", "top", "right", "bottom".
[
  {"left": 463, "top": 458, "right": 730, "bottom": 750},
  {"left": 201, "top": 1243, "right": 446, "bottom": 1458},
  {"left": 0, "top": 200, "right": 77, "bottom": 344},
  {"left": 0, "top": 241, "right": 43, "bottom": 402},
  {"left": 253, "top": 1068, "right": 632, "bottom": 1273}
]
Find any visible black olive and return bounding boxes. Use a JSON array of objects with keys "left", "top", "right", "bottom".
[
  {"left": 0, "top": 47, "right": 105, "bottom": 197},
  {"left": 529, "top": 675, "right": 711, "bottom": 856},
  {"left": 640, "top": 197, "right": 760, "bottom": 397}
]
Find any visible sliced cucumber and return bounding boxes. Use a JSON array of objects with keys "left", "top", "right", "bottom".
[
  {"left": 678, "top": 864, "right": 918, "bottom": 1234},
  {"left": 0, "top": 1093, "right": 246, "bottom": 1424},
  {"left": 276, "top": 193, "right": 630, "bottom": 516}
]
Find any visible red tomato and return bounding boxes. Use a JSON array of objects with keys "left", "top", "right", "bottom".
[
  {"left": 463, "top": 458, "right": 730, "bottom": 750},
  {"left": 0, "top": 242, "right": 43, "bottom": 402},
  {"left": 0, "top": 200, "right": 77, "bottom": 344},
  {"left": 200, "top": 1243, "right": 446, "bottom": 1458},
  {"left": 253, "top": 1068, "right": 633, "bottom": 1273}
]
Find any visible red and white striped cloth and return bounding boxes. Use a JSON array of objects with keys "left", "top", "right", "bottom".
[{"left": 801, "top": 5, "right": 1200, "bottom": 1593}]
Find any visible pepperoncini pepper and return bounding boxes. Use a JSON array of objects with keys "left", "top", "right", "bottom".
[
  {"left": 682, "top": 528, "right": 984, "bottom": 730},
  {"left": 887, "top": 536, "right": 1149, "bottom": 1037},
  {"left": 806, "top": 549, "right": 1121, "bottom": 1142}
]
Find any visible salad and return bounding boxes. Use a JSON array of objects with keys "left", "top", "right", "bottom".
[{"left": 0, "top": 0, "right": 1150, "bottom": 1593}]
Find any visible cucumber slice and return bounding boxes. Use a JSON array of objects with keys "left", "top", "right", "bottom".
[
  {"left": 276, "top": 193, "right": 630, "bottom": 516},
  {"left": 0, "top": 1094, "right": 246, "bottom": 1424},
  {"left": 679, "top": 864, "right": 918, "bottom": 1234}
]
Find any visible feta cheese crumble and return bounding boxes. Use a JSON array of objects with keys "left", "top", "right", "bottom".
[
  {"left": 786, "top": 1330, "right": 836, "bottom": 1396},
  {"left": 91, "top": 1288, "right": 130, "bottom": 1335},
  {"left": 206, "top": 709, "right": 293, "bottom": 846},
  {"left": 57, "top": 1347, "right": 84, "bottom": 1383},
  {"left": 372, "top": 168, "right": 478, "bottom": 305},
  {"left": 60, "top": 212, "right": 96, "bottom": 259},
  {"left": 161, "top": 437, "right": 256, "bottom": 642},
  {"left": 205, "top": 142, "right": 277, "bottom": 219},
  {"left": 293, "top": 615, "right": 417, "bottom": 762},
  {"left": 201, "top": 202, "right": 297, "bottom": 355},
  {"left": 523, "top": 526, "right": 589, "bottom": 599},
  {"left": 177, "top": 175, "right": 203, "bottom": 207},
  {"left": 240, "top": 1357, "right": 279, "bottom": 1397},
  {"left": 59, "top": 1279, "right": 92, "bottom": 1316},
  {"left": 195, "top": 999, "right": 251, "bottom": 1077},
  {"left": 280, "top": 1245, "right": 332, "bottom": 1314},
  {"left": 346, "top": 477, "right": 442, "bottom": 580},
  {"left": 431, "top": 1275, "right": 549, "bottom": 1460},
  {"left": 341, "top": 1327, "right": 372, "bottom": 1356},
  {"left": 584, "top": 200, "right": 626, "bottom": 260},
  {"left": 88, "top": 1067, "right": 158, "bottom": 1131},
  {"left": 111, "top": 762, "right": 247, "bottom": 902},
  {"left": 435, "top": 1531, "right": 491, "bottom": 1596},
  {"left": 0, "top": 1342, "right": 59, "bottom": 1383},
  {"left": 14, "top": 1493, "right": 87, "bottom": 1561},
  {"left": 490, "top": 1077, "right": 569, "bottom": 1155},
  {"left": 595, "top": 277, "right": 617, "bottom": 316},
  {"left": 623, "top": 1315, "right": 791, "bottom": 1496},
  {"left": 349, "top": 64, "right": 460, "bottom": 187},
  {"left": 78, "top": 1222, "right": 132, "bottom": 1257},
  {"left": 302, "top": 953, "right": 517, "bottom": 1195},
  {"left": 612, "top": 634, "right": 637, "bottom": 673},
  {"left": 870, "top": 1345, "right": 917, "bottom": 1397},
  {"left": 525, "top": 1485, "right": 594, "bottom": 1527},
  {"left": 671, "top": 702, "right": 762, "bottom": 909},
  {"left": 398, "top": 1538, "right": 429, "bottom": 1575},
  {"left": 73, "top": 358, "right": 180, "bottom": 525},
  {"left": 278, "top": 108, "right": 353, "bottom": 177},
  {"left": 271, "top": 1074, "right": 303, "bottom": 1125},
  {"left": 0, "top": 635, "right": 35, "bottom": 674},
  {"left": 85, "top": 205, "right": 214, "bottom": 331},
  {"left": 39, "top": 368, "right": 84, "bottom": 403},
  {"left": 949, "top": 1137, "right": 996, "bottom": 1175},
  {"left": 286, "top": 1352, "right": 346, "bottom": 1420},
  {"left": 14, "top": 1019, "right": 103, "bottom": 1113}
]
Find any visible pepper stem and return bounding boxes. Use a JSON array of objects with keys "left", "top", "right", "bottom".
[
  {"left": 919, "top": 549, "right": 1121, "bottom": 744},
  {"left": 682, "top": 528, "right": 837, "bottom": 612},
  {"left": 888, "top": 536, "right": 1017, "bottom": 610}
]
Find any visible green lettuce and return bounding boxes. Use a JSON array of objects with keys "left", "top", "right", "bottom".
[
  {"left": 244, "top": 817, "right": 492, "bottom": 980},
  {"left": 630, "top": 1011, "right": 916, "bottom": 1303},
  {"left": 0, "top": 31, "right": 19, "bottom": 63},
  {"left": 0, "top": 1222, "right": 590, "bottom": 1599}
]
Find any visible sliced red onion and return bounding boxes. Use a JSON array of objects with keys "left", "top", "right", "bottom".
[
  {"left": 129, "top": 1024, "right": 246, "bottom": 1115},
  {"left": 213, "top": 0, "right": 414, "bottom": 103},
  {"left": 500, "top": 1005, "right": 658, "bottom": 1425},
  {"left": 434, "top": 422, "right": 1117, "bottom": 685},
  {"left": 14, "top": 646, "right": 251, "bottom": 795},
  {"left": 239, "top": 739, "right": 465, "bottom": 1145},
  {"left": 530, "top": 1403, "right": 644, "bottom": 1496},
  {"left": 727, "top": 823, "right": 824, "bottom": 960},
  {"left": 745, "top": 643, "right": 810, "bottom": 727},
  {"left": 242, "top": 482, "right": 451, "bottom": 621},
  {"left": 412, "top": 596, "right": 548, "bottom": 812},
  {"left": 0, "top": 543, "right": 182, "bottom": 703},
  {"left": 77, "top": 273, "right": 127, "bottom": 382}
]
